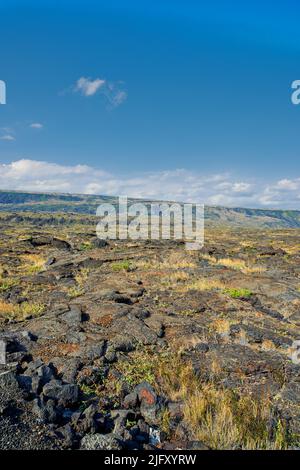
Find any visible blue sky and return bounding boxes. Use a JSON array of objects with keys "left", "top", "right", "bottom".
[{"left": 1, "top": 0, "right": 300, "bottom": 208}]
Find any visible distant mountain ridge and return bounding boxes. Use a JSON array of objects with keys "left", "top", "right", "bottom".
[{"left": 0, "top": 189, "right": 300, "bottom": 228}]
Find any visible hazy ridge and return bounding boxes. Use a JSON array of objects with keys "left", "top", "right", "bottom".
[{"left": 0, "top": 189, "right": 300, "bottom": 228}]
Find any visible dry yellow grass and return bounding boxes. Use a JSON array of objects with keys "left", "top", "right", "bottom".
[
  {"left": 75, "top": 267, "right": 90, "bottom": 285},
  {"left": 211, "top": 318, "right": 232, "bottom": 336},
  {"left": 160, "top": 271, "right": 190, "bottom": 288},
  {"left": 218, "top": 258, "right": 265, "bottom": 274},
  {"left": 240, "top": 241, "right": 255, "bottom": 248},
  {"left": 183, "top": 277, "right": 226, "bottom": 292},
  {"left": 0, "top": 299, "right": 44, "bottom": 321},
  {"left": 201, "top": 254, "right": 265, "bottom": 274},
  {"left": 136, "top": 251, "right": 197, "bottom": 271},
  {"left": 183, "top": 385, "right": 287, "bottom": 449},
  {"left": 157, "top": 354, "right": 289, "bottom": 449},
  {"left": 261, "top": 339, "right": 276, "bottom": 351},
  {"left": 19, "top": 253, "right": 46, "bottom": 274},
  {"left": 0, "top": 277, "right": 17, "bottom": 292},
  {"left": 157, "top": 354, "right": 199, "bottom": 401},
  {"left": 0, "top": 299, "right": 16, "bottom": 316}
]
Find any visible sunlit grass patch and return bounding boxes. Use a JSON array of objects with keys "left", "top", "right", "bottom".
[
  {"left": 67, "top": 286, "right": 85, "bottom": 298},
  {"left": 79, "top": 241, "right": 92, "bottom": 251},
  {"left": 136, "top": 251, "right": 197, "bottom": 271},
  {"left": 0, "top": 300, "right": 16, "bottom": 316},
  {"left": 211, "top": 318, "right": 232, "bottom": 336},
  {"left": 114, "top": 348, "right": 157, "bottom": 386},
  {"left": 111, "top": 260, "right": 135, "bottom": 272},
  {"left": 184, "top": 277, "right": 226, "bottom": 292},
  {"left": 0, "top": 277, "right": 18, "bottom": 292},
  {"left": 75, "top": 268, "right": 90, "bottom": 285},
  {"left": 223, "top": 288, "right": 253, "bottom": 299},
  {"left": 160, "top": 271, "right": 190, "bottom": 288},
  {"left": 0, "top": 300, "right": 45, "bottom": 321},
  {"left": 19, "top": 253, "right": 46, "bottom": 274},
  {"left": 183, "top": 385, "right": 289, "bottom": 449},
  {"left": 201, "top": 254, "right": 265, "bottom": 274},
  {"left": 156, "top": 354, "right": 293, "bottom": 449}
]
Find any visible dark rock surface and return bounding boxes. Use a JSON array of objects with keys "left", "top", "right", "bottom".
[{"left": 1, "top": 217, "right": 300, "bottom": 449}]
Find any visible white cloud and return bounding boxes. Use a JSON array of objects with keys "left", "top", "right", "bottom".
[
  {"left": 0, "top": 158, "right": 300, "bottom": 209},
  {"left": 73, "top": 77, "right": 127, "bottom": 108},
  {"left": 30, "top": 123, "right": 43, "bottom": 129},
  {"left": 75, "top": 77, "right": 106, "bottom": 97},
  {"left": 0, "top": 134, "right": 15, "bottom": 141},
  {"left": 275, "top": 178, "right": 300, "bottom": 191},
  {"left": 104, "top": 87, "right": 128, "bottom": 108}
]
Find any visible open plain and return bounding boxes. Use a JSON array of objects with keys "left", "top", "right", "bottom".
[{"left": 0, "top": 211, "right": 300, "bottom": 449}]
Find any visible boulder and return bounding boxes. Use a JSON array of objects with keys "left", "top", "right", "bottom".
[
  {"left": 91, "top": 238, "right": 109, "bottom": 248},
  {"left": 135, "top": 382, "right": 158, "bottom": 424},
  {"left": 80, "top": 433, "right": 122, "bottom": 450},
  {"left": 85, "top": 341, "right": 106, "bottom": 360},
  {"left": 0, "top": 370, "right": 18, "bottom": 388},
  {"left": 60, "top": 306, "right": 83, "bottom": 326},
  {"left": 32, "top": 397, "right": 58, "bottom": 424}
]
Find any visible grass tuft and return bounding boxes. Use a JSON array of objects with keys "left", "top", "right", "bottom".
[{"left": 223, "top": 288, "right": 253, "bottom": 299}]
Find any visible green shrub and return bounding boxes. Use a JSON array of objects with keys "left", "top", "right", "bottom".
[
  {"left": 111, "top": 260, "right": 134, "bottom": 272},
  {"left": 223, "top": 288, "right": 253, "bottom": 299}
]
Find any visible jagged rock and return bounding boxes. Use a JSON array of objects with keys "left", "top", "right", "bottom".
[
  {"left": 0, "top": 370, "right": 18, "bottom": 388},
  {"left": 111, "top": 317, "right": 158, "bottom": 345},
  {"left": 55, "top": 424, "right": 76, "bottom": 448},
  {"left": 133, "top": 309, "right": 151, "bottom": 320},
  {"left": 58, "top": 384, "right": 79, "bottom": 407},
  {"left": 32, "top": 397, "right": 58, "bottom": 424},
  {"left": 104, "top": 348, "right": 117, "bottom": 363},
  {"left": 85, "top": 341, "right": 106, "bottom": 360},
  {"left": 111, "top": 336, "right": 135, "bottom": 353},
  {"left": 71, "top": 404, "right": 103, "bottom": 434},
  {"left": 135, "top": 382, "right": 158, "bottom": 424},
  {"left": 21, "top": 331, "right": 37, "bottom": 342},
  {"left": 127, "top": 288, "right": 145, "bottom": 299},
  {"left": 17, "top": 374, "right": 32, "bottom": 393},
  {"left": 91, "top": 238, "right": 109, "bottom": 248},
  {"left": 21, "top": 363, "right": 55, "bottom": 395},
  {"left": 45, "top": 256, "right": 56, "bottom": 266},
  {"left": 42, "top": 379, "right": 79, "bottom": 407},
  {"left": 194, "top": 342, "right": 209, "bottom": 353},
  {"left": 42, "top": 379, "right": 63, "bottom": 399},
  {"left": 29, "top": 235, "right": 71, "bottom": 251},
  {"left": 110, "top": 409, "right": 136, "bottom": 435},
  {"left": 26, "top": 358, "right": 44, "bottom": 373},
  {"left": 53, "top": 357, "right": 81, "bottom": 383},
  {"left": 64, "top": 330, "right": 86, "bottom": 345},
  {"left": 0, "top": 331, "right": 35, "bottom": 355},
  {"left": 60, "top": 306, "right": 83, "bottom": 326},
  {"left": 123, "top": 391, "right": 139, "bottom": 409},
  {"left": 80, "top": 433, "right": 122, "bottom": 450}
]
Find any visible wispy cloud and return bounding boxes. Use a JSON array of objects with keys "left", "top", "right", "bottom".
[
  {"left": 30, "top": 123, "right": 43, "bottom": 129},
  {"left": 0, "top": 158, "right": 300, "bottom": 209},
  {"left": 72, "top": 76, "right": 127, "bottom": 108},
  {"left": 0, "top": 134, "right": 15, "bottom": 141},
  {"left": 75, "top": 77, "right": 106, "bottom": 97}
]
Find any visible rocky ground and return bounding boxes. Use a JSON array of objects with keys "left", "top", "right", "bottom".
[{"left": 1, "top": 214, "right": 300, "bottom": 449}]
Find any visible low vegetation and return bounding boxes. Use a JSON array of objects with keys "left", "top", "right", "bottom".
[
  {"left": 223, "top": 288, "right": 253, "bottom": 299},
  {"left": 201, "top": 254, "right": 265, "bottom": 274},
  {"left": 111, "top": 260, "right": 135, "bottom": 272},
  {"left": 19, "top": 253, "right": 46, "bottom": 274},
  {"left": 0, "top": 300, "right": 45, "bottom": 321}
]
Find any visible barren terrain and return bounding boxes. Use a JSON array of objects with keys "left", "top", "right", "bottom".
[{"left": 1, "top": 212, "right": 300, "bottom": 449}]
